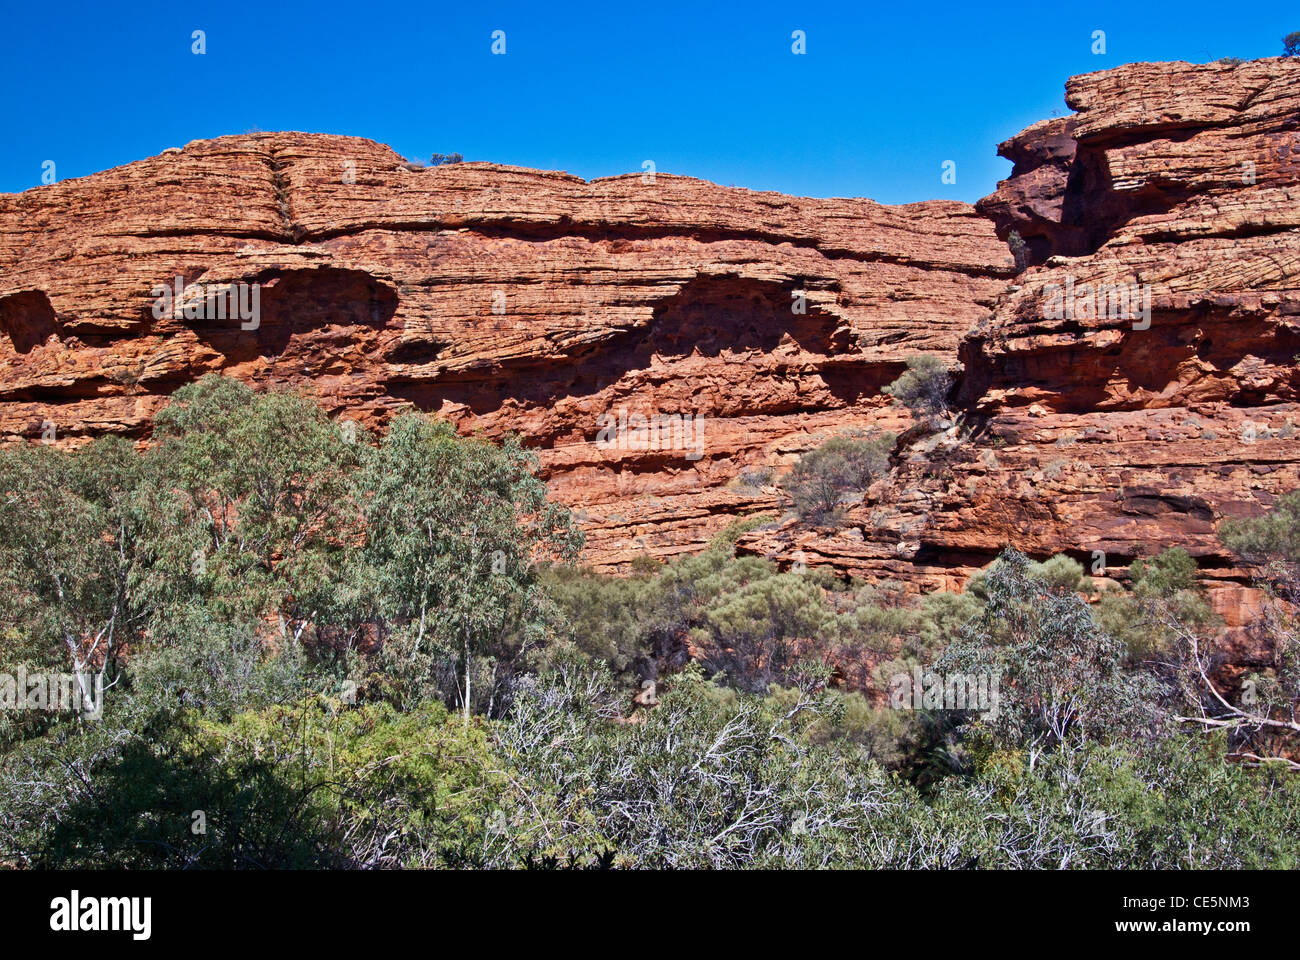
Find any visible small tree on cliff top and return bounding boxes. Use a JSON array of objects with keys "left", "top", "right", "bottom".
[{"left": 1283, "top": 31, "right": 1300, "bottom": 57}]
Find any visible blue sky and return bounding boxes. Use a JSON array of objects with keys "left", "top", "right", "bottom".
[{"left": 0, "top": 1, "right": 1293, "bottom": 203}]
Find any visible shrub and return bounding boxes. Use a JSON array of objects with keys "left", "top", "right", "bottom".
[
  {"left": 733, "top": 465, "right": 775, "bottom": 489},
  {"left": 940, "top": 549, "right": 1165, "bottom": 752},
  {"left": 490, "top": 662, "right": 903, "bottom": 868},
  {"left": 1220, "top": 491, "right": 1300, "bottom": 565},
  {"left": 696, "top": 573, "right": 832, "bottom": 692},
  {"left": 1007, "top": 230, "right": 1028, "bottom": 270},
  {"left": 883, "top": 355, "right": 953, "bottom": 420},
  {"left": 0, "top": 696, "right": 502, "bottom": 868},
  {"left": 1130, "top": 547, "right": 1199, "bottom": 597},
  {"left": 540, "top": 564, "right": 661, "bottom": 683},
  {"left": 785, "top": 432, "right": 894, "bottom": 524},
  {"left": 8, "top": 372, "right": 1300, "bottom": 870},
  {"left": 1197, "top": 496, "right": 1300, "bottom": 769},
  {"left": 1284, "top": 31, "right": 1300, "bottom": 57},
  {"left": 490, "top": 663, "right": 1300, "bottom": 868},
  {"left": 1027, "top": 553, "right": 1085, "bottom": 593},
  {"left": 403, "top": 153, "right": 464, "bottom": 169},
  {"left": 1093, "top": 548, "right": 1214, "bottom": 666}
]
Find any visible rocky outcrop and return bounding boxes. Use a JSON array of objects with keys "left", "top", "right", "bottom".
[
  {"left": 0, "top": 133, "right": 1010, "bottom": 566},
  {"left": 3, "top": 57, "right": 1298, "bottom": 600},
  {"left": 744, "top": 58, "right": 1300, "bottom": 604}
]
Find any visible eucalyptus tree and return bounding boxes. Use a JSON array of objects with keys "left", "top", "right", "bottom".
[
  {"left": 356, "top": 415, "right": 582, "bottom": 719},
  {"left": 149, "top": 374, "right": 363, "bottom": 647},
  {"left": 0, "top": 437, "right": 156, "bottom": 716}
]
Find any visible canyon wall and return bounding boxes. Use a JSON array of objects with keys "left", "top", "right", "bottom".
[
  {"left": 0, "top": 131, "right": 1010, "bottom": 566},
  {"left": 744, "top": 57, "right": 1300, "bottom": 626},
  {"left": 2, "top": 57, "right": 1298, "bottom": 602}
]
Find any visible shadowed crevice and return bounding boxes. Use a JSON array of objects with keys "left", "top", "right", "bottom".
[
  {"left": 387, "top": 274, "right": 876, "bottom": 419},
  {"left": 0, "top": 290, "right": 60, "bottom": 354}
]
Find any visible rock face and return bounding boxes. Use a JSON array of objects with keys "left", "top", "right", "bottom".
[
  {"left": 0, "top": 132, "right": 1010, "bottom": 567},
  {"left": 2, "top": 57, "right": 1298, "bottom": 606},
  {"left": 744, "top": 58, "right": 1300, "bottom": 609}
]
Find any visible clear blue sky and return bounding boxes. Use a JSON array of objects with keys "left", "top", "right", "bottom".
[{"left": 0, "top": 1, "right": 1292, "bottom": 203}]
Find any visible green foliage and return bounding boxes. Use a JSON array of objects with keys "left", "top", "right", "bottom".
[
  {"left": 491, "top": 662, "right": 899, "bottom": 868},
  {"left": 540, "top": 563, "right": 659, "bottom": 682},
  {"left": 0, "top": 377, "right": 588, "bottom": 865},
  {"left": 546, "top": 537, "right": 974, "bottom": 706},
  {"left": 488, "top": 664, "right": 1300, "bottom": 868},
  {"left": 1284, "top": 31, "right": 1300, "bottom": 57},
  {"left": 1026, "top": 553, "right": 1085, "bottom": 593},
  {"left": 3, "top": 378, "right": 1297, "bottom": 870},
  {"left": 1212, "top": 494, "right": 1300, "bottom": 767},
  {"left": 0, "top": 436, "right": 158, "bottom": 742},
  {"left": 882, "top": 354, "right": 953, "bottom": 420},
  {"left": 791, "top": 686, "right": 932, "bottom": 771},
  {"left": 628, "top": 553, "right": 662, "bottom": 574},
  {"left": 1220, "top": 491, "right": 1300, "bottom": 564},
  {"left": 697, "top": 573, "right": 832, "bottom": 692},
  {"left": 785, "top": 431, "right": 894, "bottom": 524},
  {"left": 1091, "top": 548, "right": 1214, "bottom": 665},
  {"left": 923, "top": 735, "right": 1300, "bottom": 869},
  {"left": 150, "top": 375, "right": 361, "bottom": 641},
  {"left": 1007, "top": 230, "right": 1028, "bottom": 270},
  {"left": 357, "top": 415, "right": 581, "bottom": 716},
  {"left": 709, "top": 514, "right": 773, "bottom": 546},
  {"left": 2, "top": 695, "right": 501, "bottom": 868},
  {"left": 1131, "top": 547, "right": 1199, "bottom": 596},
  {"left": 940, "top": 549, "right": 1164, "bottom": 753},
  {"left": 968, "top": 552, "right": 1088, "bottom": 601}
]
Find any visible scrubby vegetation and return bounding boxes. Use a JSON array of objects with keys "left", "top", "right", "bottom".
[
  {"left": 883, "top": 354, "right": 953, "bottom": 421},
  {"left": 1, "top": 376, "right": 1297, "bottom": 869},
  {"left": 402, "top": 152, "right": 464, "bottom": 169},
  {"left": 783, "top": 431, "right": 894, "bottom": 524}
]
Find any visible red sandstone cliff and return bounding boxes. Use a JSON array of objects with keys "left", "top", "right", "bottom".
[
  {"left": 0, "top": 133, "right": 1009, "bottom": 566},
  {"left": 744, "top": 58, "right": 1300, "bottom": 619},
  {"left": 2, "top": 58, "right": 1298, "bottom": 601}
]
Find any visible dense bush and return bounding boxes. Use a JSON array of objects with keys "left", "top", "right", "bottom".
[
  {"left": 486, "top": 662, "right": 1300, "bottom": 869},
  {"left": 1197, "top": 498, "right": 1300, "bottom": 770},
  {"left": 940, "top": 550, "right": 1165, "bottom": 756},
  {"left": 2, "top": 376, "right": 1297, "bottom": 869}
]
